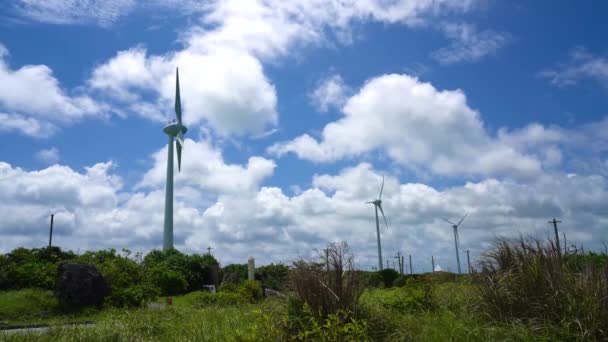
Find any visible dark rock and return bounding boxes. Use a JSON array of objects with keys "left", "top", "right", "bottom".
[
  {"left": 222, "top": 271, "right": 241, "bottom": 284},
  {"left": 54, "top": 262, "right": 109, "bottom": 307},
  {"left": 202, "top": 285, "right": 216, "bottom": 294},
  {"left": 263, "top": 288, "right": 284, "bottom": 298}
]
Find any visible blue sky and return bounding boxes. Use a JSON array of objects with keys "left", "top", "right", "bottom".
[{"left": 1, "top": 1, "right": 607, "bottom": 272}]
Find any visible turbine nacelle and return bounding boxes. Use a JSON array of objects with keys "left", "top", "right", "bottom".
[{"left": 162, "top": 122, "right": 188, "bottom": 137}]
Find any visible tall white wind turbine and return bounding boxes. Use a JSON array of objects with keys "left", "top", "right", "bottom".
[
  {"left": 442, "top": 214, "right": 467, "bottom": 274},
  {"left": 367, "top": 176, "right": 388, "bottom": 270},
  {"left": 162, "top": 68, "right": 187, "bottom": 250}
]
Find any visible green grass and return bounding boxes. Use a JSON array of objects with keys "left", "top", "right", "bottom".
[
  {"left": 359, "top": 277, "right": 568, "bottom": 341},
  {"left": 0, "top": 289, "right": 104, "bottom": 325},
  {"left": 0, "top": 280, "right": 580, "bottom": 341},
  {"left": 0, "top": 305, "right": 266, "bottom": 341}
]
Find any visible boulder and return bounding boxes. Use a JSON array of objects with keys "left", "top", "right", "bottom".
[{"left": 54, "top": 262, "right": 109, "bottom": 307}]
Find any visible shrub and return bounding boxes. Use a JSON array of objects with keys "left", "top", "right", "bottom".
[
  {"left": 476, "top": 236, "right": 608, "bottom": 340},
  {"left": 0, "top": 247, "right": 76, "bottom": 290},
  {"left": 289, "top": 242, "right": 363, "bottom": 319},
  {"left": 149, "top": 266, "right": 188, "bottom": 295},
  {"left": 222, "top": 264, "right": 248, "bottom": 283},
  {"left": 143, "top": 249, "right": 218, "bottom": 293},
  {"left": 238, "top": 280, "right": 263, "bottom": 302},
  {"left": 77, "top": 249, "right": 156, "bottom": 306},
  {"left": 378, "top": 268, "right": 399, "bottom": 288},
  {"left": 393, "top": 275, "right": 407, "bottom": 287},
  {"left": 256, "top": 263, "right": 289, "bottom": 290}
]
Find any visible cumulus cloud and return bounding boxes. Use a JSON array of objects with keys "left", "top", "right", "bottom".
[
  {"left": 310, "top": 74, "right": 350, "bottom": 112},
  {"left": 137, "top": 138, "right": 276, "bottom": 194},
  {"left": 432, "top": 23, "right": 511, "bottom": 65},
  {"left": 35, "top": 147, "right": 60, "bottom": 164},
  {"left": 539, "top": 47, "right": 608, "bottom": 88},
  {"left": 2, "top": 151, "right": 608, "bottom": 272},
  {"left": 84, "top": 0, "right": 483, "bottom": 137},
  {"left": 270, "top": 73, "right": 542, "bottom": 179},
  {"left": 0, "top": 45, "right": 106, "bottom": 137}
]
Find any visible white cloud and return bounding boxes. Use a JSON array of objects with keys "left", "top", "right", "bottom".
[
  {"left": 35, "top": 147, "right": 60, "bottom": 164},
  {"left": 0, "top": 46, "right": 106, "bottom": 137},
  {"left": 310, "top": 74, "right": 350, "bottom": 112},
  {"left": 85, "top": 0, "right": 482, "bottom": 137},
  {"left": 1, "top": 150, "right": 608, "bottom": 271},
  {"left": 539, "top": 47, "right": 608, "bottom": 87},
  {"left": 432, "top": 23, "right": 511, "bottom": 65},
  {"left": 10, "top": 0, "right": 136, "bottom": 27},
  {"left": 0, "top": 113, "right": 58, "bottom": 138},
  {"left": 137, "top": 138, "right": 276, "bottom": 194},
  {"left": 270, "top": 73, "right": 542, "bottom": 179}
]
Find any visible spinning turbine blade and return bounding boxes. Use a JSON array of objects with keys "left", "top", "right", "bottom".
[
  {"left": 457, "top": 213, "right": 468, "bottom": 227},
  {"left": 378, "top": 203, "right": 388, "bottom": 228},
  {"left": 176, "top": 131, "right": 185, "bottom": 147},
  {"left": 176, "top": 139, "right": 182, "bottom": 172},
  {"left": 175, "top": 67, "right": 182, "bottom": 125},
  {"left": 442, "top": 218, "right": 456, "bottom": 226},
  {"left": 379, "top": 175, "right": 385, "bottom": 200}
]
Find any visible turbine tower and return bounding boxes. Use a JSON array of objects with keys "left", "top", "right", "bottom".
[
  {"left": 442, "top": 214, "right": 467, "bottom": 274},
  {"left": 366, "top": 176, "right": 388, "bottom": 270},
  {"left": 163, "top": 68, "right": 187, "bottom": 250}
]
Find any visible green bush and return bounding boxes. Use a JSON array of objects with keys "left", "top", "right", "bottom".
[
  {"left": 222, "top": 264, "right": 248, "bottom": 283},
  {"left": 393, "top": 275, "right": 407, "bottom": 287},
  {"left": 143, "top": 249, "right": 218, "bottom": 293},
  {"left": 256, "top": 263, "right": 289, "bottom": 290},
  {"left": 378, "top": 269, "right": 399, "bottom": 288},
  {"left": 0, "top": 247, "right": 76, "bottom": 291},
  {"left": 77, "top": 249, "right": 157, "bottom": 306},
  {"left": 238, "top": 280, "right": 263, "bottom": 302}
]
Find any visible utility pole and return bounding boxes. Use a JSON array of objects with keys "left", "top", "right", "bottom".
[
  {"left": 432, "top": 255, "right": 435, "bottom": 273},
  {"left": 48, "top": 214, "right": 54, "bottom": 248},
  {"left": 466, "top": 250, "right": 471, "bottom": 274},
  {"left": 401, "top": 255, "right": 404, "bottom": 275},
  {"left": 563, "top": 232, "right": 567, "bottom": 255},
  {"left": 207, "top": 246, "right": 213, "bottom": 255},
  {"left": 548, "top": 218, "right": 562, "bottom": 258},
  {"left": 409, "top": 254, "right": 413, "bottom": 275},
  {"left": 395, "top": 252, "right": 402, "bottom": 274},
  {"left": 325, "top": 248, "right": 329, "bottom": 271},
  {"left": 386, "top": 258, "right": 389, "bottom": 270}
]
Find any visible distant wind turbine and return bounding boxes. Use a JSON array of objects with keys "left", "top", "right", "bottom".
[
  {"left": 366, "top": 176, "right": 388, "bottom": 270},
  {"left": 162, "top": 68, "right": 188, "bottom": 250},
  {"left": 442, "top": 213, "right": 467, "bottom": 274}
]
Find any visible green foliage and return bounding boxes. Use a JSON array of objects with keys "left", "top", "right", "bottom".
[
  {"left": 238, "top": 280, "right": 264, "bottom": 303},
  {"left": 222, "top": 263, "right": 248, "bottom": 283},
  {"left": 393, "top": 275, "right": 407, "bottom": 287},
  {"left": 294, "top": 305, "right": 368, "bottom": 341},
  {"left": 218, "top": 280, "right": 263, "bottom": 304},
  {"left": 0, "top": 289, "right": 59, "bottom": 321},
  {"left": 378, "top": 268, "right": 399, "bottom": 287},
  {"left": 0, "top": 247, "right": 76, "bottom": 291},
  {"left": 476, "top": 237, "right": 608, "bottom": 340},
  {"left": 256, "top": 263, "right": 289, "bottom": 290},
  {"left": 77, "top": 249, "right": 157, "bottom": 307},
  {"left": 143, "top": 249, "right": 218, "bottom": 294}
]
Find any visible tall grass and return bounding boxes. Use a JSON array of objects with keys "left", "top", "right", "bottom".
[
  {"left": 288, "top": 241, "right": 363, "bottom": 318},
  {"left": 476, "top": 236, "right": 608, "bottom": 340}
]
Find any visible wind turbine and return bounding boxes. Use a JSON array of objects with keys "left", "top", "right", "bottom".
[
  {"left": 366, "top": 176, "right": 388, "bottom": 270},
  {"left": 443, "top": 214, "right": 467, "bottom": 274},
  {"left": 162, "top": 68, "right": 188, "bottom": 250}
]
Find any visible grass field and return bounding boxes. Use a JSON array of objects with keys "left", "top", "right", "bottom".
[{"left": 0, "top": 275, "right": 573, "bottom": 341}]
